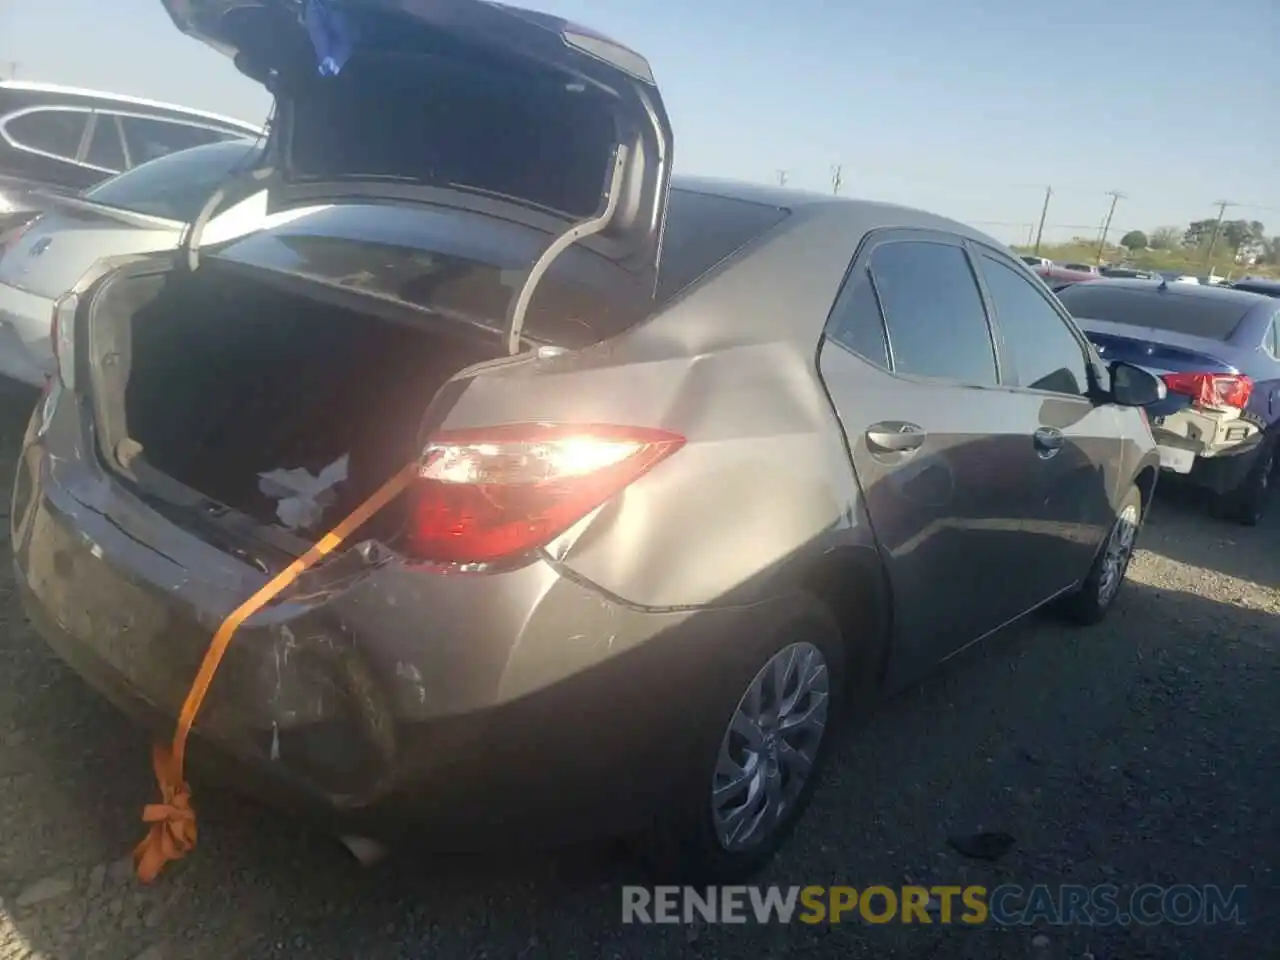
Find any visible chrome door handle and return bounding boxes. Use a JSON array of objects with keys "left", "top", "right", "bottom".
[{"left": 866, "top": 422, "right": 926, "bottom": 454}]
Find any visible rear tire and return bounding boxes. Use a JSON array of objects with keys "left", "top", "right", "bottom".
[
  {"left": 1060, "top": 485, "right": 1143, "bottom": 626},
  {"left": 639, "top": 592, "right": 847, "bottom": 884},
  {"left": 1209, "top": 437, "right": 1276, "bottom": 527}
]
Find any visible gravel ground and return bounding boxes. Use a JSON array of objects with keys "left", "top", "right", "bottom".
[{"left": 0, "top": 383, "right": 1275, "bottom": 960}]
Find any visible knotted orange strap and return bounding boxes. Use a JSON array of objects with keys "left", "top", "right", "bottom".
[{"left": 133, "top": 463, "right": 419, "bottom": 883}]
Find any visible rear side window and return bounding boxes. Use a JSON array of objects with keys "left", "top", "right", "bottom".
[
  {"left": 870, "top": 240, "right": 998, "bottom": 385},
  {"left": 86, "top": 140, "right": 258, "bottom": 222},
  {"left": 4, "top": 109, "right": 87, "bottom": 159},
  {"left": 656, "top": 190, "right": 789, "bottom": 302},
  {"left": 825, "top": 268, "right": 889, "bottom": 369},
  {"left": 84, "top": 114, "right": 127, "bottom": 171},
  {"left": 1056, "top": 285, "right": 1251, "bottom": 341},
  {"left": 118, "top": 116, "right": 231, "bottom": 166}
]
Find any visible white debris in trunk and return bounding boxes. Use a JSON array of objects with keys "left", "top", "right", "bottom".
[{"left": 257, "top": 455, "right": 350, "bottom": 531}]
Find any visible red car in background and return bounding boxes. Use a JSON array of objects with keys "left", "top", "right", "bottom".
[{"left": 1034, "top": 264, "right": 1105, "bottom": 293}]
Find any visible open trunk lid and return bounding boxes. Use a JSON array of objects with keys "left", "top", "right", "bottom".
[{"left": 159, "top": 0, "right": 674, "bottom": 298}]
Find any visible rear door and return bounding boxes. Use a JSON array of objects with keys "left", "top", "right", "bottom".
[
  {"left": 971, "top": 248, "right": 1120, "bottom": 598},
  {"left": 817, "top": 230, "right": 1038, "bottom": 668}
]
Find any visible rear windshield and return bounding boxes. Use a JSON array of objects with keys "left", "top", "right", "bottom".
[
  {"left": 1056, "top": 284, "right": 1251, "bottom": 340},
  {"left": 85, "top": 140, "right": 259, "bottom": 222},
  {"left": 285, "top": 53, "right": 618, "bottom": 220},
  {"left": 656, "top": 189, "right": 790, "bottom": 302}
]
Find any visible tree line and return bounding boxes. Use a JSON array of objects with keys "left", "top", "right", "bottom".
[{"left": 1118, "top": 220, "right": 1277, "bottom": 264}]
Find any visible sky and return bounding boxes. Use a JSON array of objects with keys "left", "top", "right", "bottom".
[{"left": 3, "top": 0, "right": 1277, "bottom": 246}]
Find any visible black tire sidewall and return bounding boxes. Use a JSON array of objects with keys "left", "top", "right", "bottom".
[
  {"left": 1236, "top": 436, "right": 1276, "bottom": 525},
  {"left": 1069, "top": 484, "right": 1143, "bottom": 623},
  {"left": 647, "top": 592, "right": 848, "bottom": 883}
]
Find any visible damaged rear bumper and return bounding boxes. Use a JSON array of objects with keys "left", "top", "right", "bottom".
[{"left": 11, "top": 434, "right": 746, "bottom": 849}]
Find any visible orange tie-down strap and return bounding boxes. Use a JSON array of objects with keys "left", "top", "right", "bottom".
[{"left": 133, "top": 463, "right": 419, "bottom": 884}]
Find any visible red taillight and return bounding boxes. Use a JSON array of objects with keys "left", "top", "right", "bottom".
[
  {"left": 1160, "top": 372, "right": 1253, "bottom": 410},
  {"left": 405, "top": 423, "right": 686, "bottom": 564}
]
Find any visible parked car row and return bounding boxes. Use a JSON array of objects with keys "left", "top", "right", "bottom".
[
  {"left": 0, "top": 80, "right": 261, "bottom": 233},
  {"left": 1, "top": 0, "right": 1275, "bottom": 885}
]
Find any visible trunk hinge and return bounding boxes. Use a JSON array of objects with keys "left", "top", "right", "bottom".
[
  {"left": 182, "top": 165, "right": 277, "bottom": 272},
  {"left": 503, "top": 145, "right": 629, "bottom": 356}
]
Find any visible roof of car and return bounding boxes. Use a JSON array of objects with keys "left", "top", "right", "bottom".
[
  {"left": 0, "top": 80, "right": 261, "bottom": 133},
  {"left": 1090, "top": 277, "right": 1275, "bottom": 306},
  {"left": 670, "top": 175, "right": 1006, "bottom": 244}
]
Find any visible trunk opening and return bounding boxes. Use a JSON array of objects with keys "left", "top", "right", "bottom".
[{"left": 90, "top": 262, "right": 503, "bottom": 551}]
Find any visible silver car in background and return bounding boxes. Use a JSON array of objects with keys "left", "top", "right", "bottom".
[{"left": 0, "top": 138, "right": 268, "bottom": 386}]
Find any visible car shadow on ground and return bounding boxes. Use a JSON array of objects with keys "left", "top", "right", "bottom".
[
  {"left": 1141, "top": 475, "right": 1279, "bottom": 589},
  {"left": 0, "top": 379, "right": 1274, "bottom": 959}
]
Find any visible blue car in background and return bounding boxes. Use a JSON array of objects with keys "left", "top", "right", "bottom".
[{"left": 1057, "top": 279, "right": 1280, "bottom": 525}]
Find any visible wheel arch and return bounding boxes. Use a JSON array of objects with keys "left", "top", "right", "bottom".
[{"left": 777, "top": 543, "right": 893, "bottom": 701}]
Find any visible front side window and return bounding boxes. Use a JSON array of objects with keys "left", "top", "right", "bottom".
[
  {"left": 977, "top": 253, "right": 1090, "bottom": 396},
  {"left": 4, "top": 109, "right": 87, "bottom": 160},
  {"left": 870, "top": 240, "right": 997, "bottom": 385}
]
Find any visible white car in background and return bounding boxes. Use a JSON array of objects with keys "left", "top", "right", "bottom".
[{"left": 0, "top": 138, "right": 271, "bottom": 386}]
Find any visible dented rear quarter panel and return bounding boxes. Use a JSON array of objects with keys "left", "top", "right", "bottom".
[{"left": 428, "top": 191, "right": 1017, "bottom": 611}]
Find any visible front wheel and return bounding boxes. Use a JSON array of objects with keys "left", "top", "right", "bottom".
[
  {"left": 1059, "top": 485, "right": 1143, "bottom": 625},
  {"left": 641, "top": 593, "right": 847, "bottom": 883}
]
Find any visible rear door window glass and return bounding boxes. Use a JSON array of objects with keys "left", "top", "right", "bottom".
[
  {"left": 84, "top": 114, "right": 127, "bottom": 171},
  {"left": 870, "top": 240, "right": 998, "bottom": 385},
  {"left": 1056, "top": 284, "right": 1251, "bottom": 341},
  {"left": 656, "top": 189, "right": 789, "bottom": 302},
  {"left": 5, "top": 109, "right": 87, "bottom": 159},
  {"left": 118, "top": 117, "right": 231, "bottom": 166}
]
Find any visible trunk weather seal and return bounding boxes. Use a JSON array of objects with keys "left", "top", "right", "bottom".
[{"left": 503, "top": 144, "right": 628, "bottom": 355}]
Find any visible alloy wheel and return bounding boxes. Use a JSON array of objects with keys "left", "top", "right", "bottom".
[
  {"left": 1097, "top": 503, "right": 1140, "bottom": 606},
  {"left": 711, "top": 642, "right": 830, "bottom": 852}
]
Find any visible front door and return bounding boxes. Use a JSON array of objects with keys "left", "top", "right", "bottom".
[{"left": 970, "top": 249, "right": 1120, "bottom": 602}]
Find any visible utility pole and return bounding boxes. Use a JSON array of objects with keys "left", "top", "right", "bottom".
[
  {"left": 830, "top": 164, "right": 843, "bottom": 196},
  {"left": 1094, "top": 190, "right": 1125, "bottom": 265},
  {"left": 1032, "top": 186, "right": 1052, "bottom": 255},
  {"left": 1025, "top": 223, "right": 1035, "bottom": 246},
  {"left": 2, "top": 62, "right": 17, "bottom": 80},
  {"left": 776, "top": 169, "right": 789, "bottom": 188},
  {"left": 1203, "top": 200, "right": 1235, "bottom": 269}
]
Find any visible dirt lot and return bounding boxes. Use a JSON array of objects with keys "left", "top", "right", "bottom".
[{"left": 0, "top": 382, "right": 1275, "bottom": 960}]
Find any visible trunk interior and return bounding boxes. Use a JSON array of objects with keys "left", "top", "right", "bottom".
[{"left": 92, "top": 263, "right": 502, "bottom": 546}]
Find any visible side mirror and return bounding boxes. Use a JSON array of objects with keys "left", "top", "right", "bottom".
[{"left": 1110, "top": 361, "right": 1167, "bottom": 407}]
